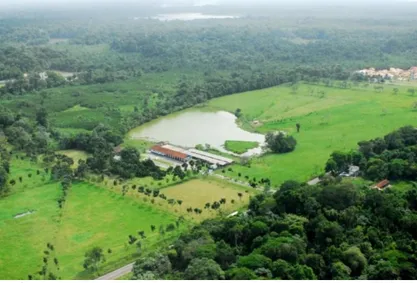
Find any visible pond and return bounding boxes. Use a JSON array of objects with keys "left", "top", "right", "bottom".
[{"left": 129, "top": 110, "right": 264, "bottom": 156}]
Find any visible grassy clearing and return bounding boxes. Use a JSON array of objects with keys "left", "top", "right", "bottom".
[
  {"left": 121, "top": 138, "right": 154, "bottom": 154},
  {"left": 161, "top": 178, "right": 253, "bottom": 220},
  {"left": 56, "top": 150, "right": 89, "bottom": 168},
  {"left": 8, "top": 156, "right": 51, "bottom": 195},
  {"left": 224, "top": 140, "right": 259, "bottom": 154},
  {"left": 207, "top": 83, "right": 417, "bottom": 186},
  {"left": 0, "top": 181, "right": 184, "bottom": 279},
  {"left": 88, "top": 175, "right": 253, "bottom": 221},
  {"left": 55, "top": 127, "right": 91, "bottom": 136}
]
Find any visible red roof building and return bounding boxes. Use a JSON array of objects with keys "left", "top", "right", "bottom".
[
  {"left": 372, "top": 179, "right": 390, "bottom": 190},
  {"left": 151, "top": 145, "right": 189, "bottom": 162}
]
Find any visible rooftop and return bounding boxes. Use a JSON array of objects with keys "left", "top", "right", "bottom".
[
  {"left": 151, "top": 145, "right": 189, "bottom": 160},
  {"left": 374, "top": 179, "right": 390, "bottom": 189}
]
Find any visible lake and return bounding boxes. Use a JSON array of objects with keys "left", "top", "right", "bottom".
[
  {"left": 129, "top": 110, "right": 264, "bottom": 156},
  {"left": 150, "top": 13, "right": 239, "bottom": 21}
]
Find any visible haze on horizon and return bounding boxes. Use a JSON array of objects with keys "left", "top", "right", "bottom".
[{"left": 0, "top": 0, "right": 409, "bottom": 8}]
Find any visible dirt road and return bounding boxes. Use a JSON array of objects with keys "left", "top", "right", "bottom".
[{"left": 95, "top": 262, "right": 134, "bottom": 280}]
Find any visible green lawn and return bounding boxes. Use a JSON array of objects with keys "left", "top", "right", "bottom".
[
  {"left": 56, "top": 150, "right": 89, "bottom": 168},
  {"left": 0, "top": 181, "right": 184, "bottom": 279},
  {"left": 224, "top": 140, "right": 259, "bottom": 154},
  {"left": 207, "top": 83, "right": 417, "bottom": 187}
]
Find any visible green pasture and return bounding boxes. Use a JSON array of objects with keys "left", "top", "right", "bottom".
[
  {"left": 207, "top": 83, "right": 417, "bottom": 186},
  {"left": 0, "top": 181, "right": 183, "bottom": 279},
  {"left": 224, "top": 140, "right": 259, "bottom": 154},
  {"left": 8, "top": 156, "right": 51, "bottom": 195},
  {"left": 56, "top": 150, "right": 89, "bottom": 168},
  {"left": 0, "top": 183, "right": 62, "bottom": 280}
]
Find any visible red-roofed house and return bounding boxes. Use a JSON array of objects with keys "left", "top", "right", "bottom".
[
  {"left": 150, "top": 145, "right": 190, "bottom": 162},
  {"left": 372, "top": 179, "right": 391, "bottom": 191}
]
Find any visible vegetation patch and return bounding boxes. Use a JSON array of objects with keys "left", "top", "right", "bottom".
[
  {"left": 224, "top": 140, "right": 259, "bottom": 154},
  {"left": 62, "top": 105, "right": 90, "bottom": 112}
]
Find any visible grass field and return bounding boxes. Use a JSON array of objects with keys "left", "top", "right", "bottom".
[
  {"left": 161, "top": 178, "right": 253, "bottom": 220},
  {"left": 0, "top": 181, "right": 184, "bottom": 279},
  {"left": 88, "top": 174, "right": 254, "bottom": 221},
  {"left": 8, "top": 156, "right": 51, "bottom": 195},
  {"left": 57, "top": 150, "right": 89, "bottom": 168},
  {"left": 207, "top": 83, "right": 417, "bottom": 186},
  {"left": 224, "top": 140, "right": 259, "bottom": 154}
]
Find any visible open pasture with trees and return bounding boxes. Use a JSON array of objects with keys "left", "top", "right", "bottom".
[
  {"left": 0, "top": 181, "right": 184, "bottom": 279},
  {"left": 208, "top": 83, "right": 417, "bottom": 186},
  {"left": 161, "top": 178, "right": 254, "bottom": 220},
  {"left": 87, "top": 173, "right": 253, "bottom": 222}
]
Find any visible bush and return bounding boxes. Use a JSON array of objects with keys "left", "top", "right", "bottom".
[{"left": 265, "top": 132, "right": 297, "bottom": 153}]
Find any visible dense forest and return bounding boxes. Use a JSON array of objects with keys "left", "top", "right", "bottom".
[
  {"left": 0, "top": 4, "right": 416, "bottom": 139},
  {"left": 130, "top": 128, "right": 417, "bottom": 280}
]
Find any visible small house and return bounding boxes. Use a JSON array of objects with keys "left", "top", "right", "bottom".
[
  {"left": 372, "top": 179, "right": 391, "bottom": 191},
  {"left": 339, "top": 165, "right": 360, "bottom": 177}
]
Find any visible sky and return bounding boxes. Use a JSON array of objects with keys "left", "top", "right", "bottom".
[
  {"left": 0, "top": 0, "right": 411, "bottom": 11},
  {"left": 0, "top": 0, "right": 406, "bottom": 5}
]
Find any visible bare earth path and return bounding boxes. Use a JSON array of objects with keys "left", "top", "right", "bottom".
[{"left": 95, "top": 262, "right": 134, "bottom": 280}]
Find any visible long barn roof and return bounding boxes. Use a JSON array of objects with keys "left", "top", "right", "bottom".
[{"left": 151, "top": 145, "right": 188, "bottom": 160}]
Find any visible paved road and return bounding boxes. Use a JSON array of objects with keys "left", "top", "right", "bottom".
[{"left": 95, "top": 262, "right": 134, "bottom": 280}]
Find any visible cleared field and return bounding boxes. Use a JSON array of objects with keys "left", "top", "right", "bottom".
[
  {"left": 207, "top": 83, "right": 417, "bottom": 186},
  {"left": 57, "top": 150, "right": 89, "bottom": 168},
  {"left": 0, "top": 182, "right": 183, "bottom": 279},
  {"left": 162, "top": 178, "right": 253, "bottom": 219},
  {"left": 224, "top": 140, "right": 259, "bottom": 154}
]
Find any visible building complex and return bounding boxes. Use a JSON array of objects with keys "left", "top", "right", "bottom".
[{"left": 150, "top": 143, "right": 234, "bottom": 167}]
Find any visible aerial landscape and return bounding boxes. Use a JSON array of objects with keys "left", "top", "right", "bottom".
[{"left": 1, "top": 0, "right": 417, "bottom": 280}]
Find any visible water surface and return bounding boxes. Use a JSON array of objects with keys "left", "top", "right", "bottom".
[{"left": 129, "top": 110, "right": 264, "bottom": 155}]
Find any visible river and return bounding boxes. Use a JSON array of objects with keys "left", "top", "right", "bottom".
[{"left": 129, "top": 110, "right": 264, "bottom": 156}]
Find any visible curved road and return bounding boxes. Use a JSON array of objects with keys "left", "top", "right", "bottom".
[{"left": 95, "top": 262, "right": 134, "bottom": 280}]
